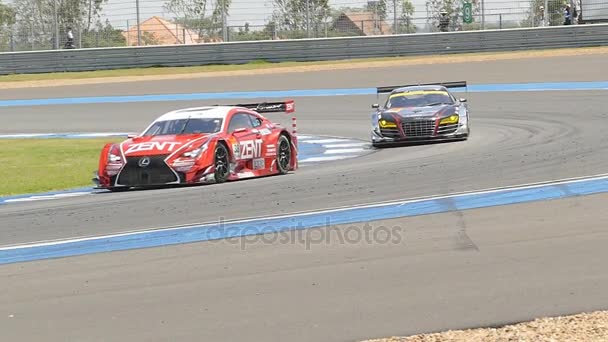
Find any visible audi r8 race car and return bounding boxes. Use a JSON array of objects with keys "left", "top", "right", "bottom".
[
  {"left": 370, "top": 81, "right": 470, "bottom": 147},
  {"left": 94, "top": 100, "right": 297, "bottom": 191}
]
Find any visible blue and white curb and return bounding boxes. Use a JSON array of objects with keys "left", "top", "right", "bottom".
[
  {"left": 2, "top": 173, "right": 608, "bottom": 264},
  {"left": 297, "top": 135, "right": 370, "bottom": 164}
]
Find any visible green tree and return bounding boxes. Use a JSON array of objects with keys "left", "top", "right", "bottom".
[
  {"left": 11, "top": 0, "right": 107, "bottom": 49},
  {"left": 211, "top": 0, "right": 230, "bottom": 34},
  {"left": 522, "top": 0, "right": 566, "bottom": 26},
  {"left": 81, "top": 20, "right": 126, "bottom": 48},
  {"left": 0, "top": 1, "right": 15, "bottom": 51},
  {"left": 165, "top": 0, "right": 231, "bottom": 39},
  {"left": 271, "top": 0, "right": 331, "bottom": 33},
  {"left": 0, "top": 1, "right": 15, "bottom": 27},
  {"left": 366, "top": 0, "right": 387, "bottom": 21},
  {"left": 397, "top": 0, "right": 416, "bottom": 33}
]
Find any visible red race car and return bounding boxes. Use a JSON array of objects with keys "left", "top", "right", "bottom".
[{"left": 94, "top": 100, "right": 297, "bottom": 191}]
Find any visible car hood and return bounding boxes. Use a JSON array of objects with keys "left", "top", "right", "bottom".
[
  {"left": 120, "top": 134, "right": 211, "bottom": 157},
  {"left": 382, "top": 105, "right": 455, "bottom": 118}
]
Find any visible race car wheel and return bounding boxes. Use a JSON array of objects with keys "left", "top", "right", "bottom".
[
  {"left": 214, "top": 143, "right": 230, "bottom": 183},
  {"left": 276, "top": 135, "right": 291, "bottom": 174}
]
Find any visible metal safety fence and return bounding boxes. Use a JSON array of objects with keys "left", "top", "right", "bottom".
[
  {"left": 0, "top": 0, "right": 606, "bottom": 52},
  {"left": 1, "top": 24, "right": 607, "bottom": 75}
]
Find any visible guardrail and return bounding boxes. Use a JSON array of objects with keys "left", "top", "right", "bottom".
[{"left": 0, "top": 24, "right": 607, "bottom": 75}]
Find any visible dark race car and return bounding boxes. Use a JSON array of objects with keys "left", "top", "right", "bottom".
[{"left": 370, "top": 81, "right": 470, "bottom": 147}]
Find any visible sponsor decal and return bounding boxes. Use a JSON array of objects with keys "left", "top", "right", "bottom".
[
  {"left": 253, "top": 158, "right": 265, "bottom": 170},
  {"left": 232, "top": 143, "right": 241, "bottom": 159},
  {"left": 125, "top": 141, "right": 181, "bottom": 155},
  {"left": 239, "top": 139, "right": 263, "bottom": 160},
  {"left": 286, "top": 102, "right": 294, "bottom": 112},
  {"left": 257, "top": 103, "right": 282, "bottom": 111},
  {"left": 266, "top": 144, "right": 277, "bottom": 157},
  {"left": 259, "top": 128, "right": 272, "bottom": 135}
]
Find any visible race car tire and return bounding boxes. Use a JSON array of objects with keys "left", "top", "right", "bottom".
[
  {"left": 214, "top": 143, "right": 230, "bottom": 183},
  {"left": 276, "top": 134, "right": 292, "bottom": 174}
]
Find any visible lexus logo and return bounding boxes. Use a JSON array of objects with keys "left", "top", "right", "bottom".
[{"left": 138, "top": 157, "right": 150, "bottom": 168}]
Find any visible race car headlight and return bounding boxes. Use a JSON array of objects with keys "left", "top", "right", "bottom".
[
  {"left": 440, "top": 115, "right": 459, "bottom": 125},
  {"left": 379, "top": 119, "right": 397, "bottom": 128},
  {"left": 107, "top": 145, "right": 123, "bottom": 164},
  {"left": 181, "top": 141, "right": 209, "bottom": 159},
  {"left": 108, "top": 153, "right": 122, "bottom": 163}
]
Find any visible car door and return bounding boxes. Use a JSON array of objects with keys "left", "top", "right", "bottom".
[
  {"left": 227, "top": 113, "right": 263, "bottom": 173},
  {"left": 247, "top": 113, "right": 276, "bottom": 172}
]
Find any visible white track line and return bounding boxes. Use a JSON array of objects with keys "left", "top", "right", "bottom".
[
  {"left": 321, "top": 143, "right": 367, "bottom": 148},
  {"left": 323, "top": 148, "right": 367, "bottom": 154},
  {"left": 4, "top": 192, "right": 92, "bottom": 203},
  {"left": 299, "top": 155, "right": 357, "bottom": 163},
  {"left": 300, "top": 138, "right": 346, "bottom": 144}
]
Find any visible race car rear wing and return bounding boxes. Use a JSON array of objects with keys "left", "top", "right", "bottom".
[
  {"left": 376, "top": 81, "right": 467, "bottom": 93},
  {"left": 230, "top": 100, "right": 295, "bottom": 114}
]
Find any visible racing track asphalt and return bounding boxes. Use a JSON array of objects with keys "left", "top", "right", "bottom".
[{"left": 1, "top": 53, "right": 608, "bottom": 341}]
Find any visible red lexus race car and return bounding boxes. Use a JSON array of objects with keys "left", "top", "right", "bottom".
[{"left": 94, "top": 100, "right": 297, "bottom": 191}]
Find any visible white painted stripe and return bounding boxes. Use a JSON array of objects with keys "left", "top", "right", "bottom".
[
  {"left": 3, "top": 173, "right": 608, "bottom": 251},
  {"left": 4, "top": 192, "right": 92, "bottom": 203},
  {"left": 299, "top": 155, "right": 357, "bottom": 163},
  {"left": 0, "top": 134, "right": 47, "bottom": 138},
  {"left": 0, "top": 132, "right": 129, "bottom": 139},
  {"left": 323, "top": 148, "right": 366, "bottom": 154},
  {"left": 71, "top": 133, "right": 128, "bottom": 137},
  {"left": 321, "top": 143, "right": 367, "bottom": 148},
  {"left": 303, "top": 139, "right": 346, "bottom": 144}
]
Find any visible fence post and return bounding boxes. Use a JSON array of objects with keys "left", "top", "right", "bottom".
[
  {"left": 221, "top": 0, "right": 227, "bottom": 42},
  {"left": 136, "top": 0, "right": 141, "bottom": 46},
  {"left": 53, "top": 0, "right": 59, "bottom": 49},
  {"left": 543, "top": 0, "right": 550, "bottom": 26},
  {"left": 30, "top": 24, "right": 34, "bottom": 51},
  {"left": 393, "top": 0, "right": 398, "bottom": 34},
  {"left": 499, "top": 14, "right": 502, "bottom": 29},
  {"left": 306, "top": 0, "right": 310, "bottom": 37},
  {"left": 480, "top": 0, "right": 485, "bottom": 30}
]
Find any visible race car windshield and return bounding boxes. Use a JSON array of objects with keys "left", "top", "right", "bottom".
[
  {"left": 386, "top": 92, "right": 454, "bottom": 108},
  {"left": 143, "top": 118, "right": 223, "bottom": 136}
]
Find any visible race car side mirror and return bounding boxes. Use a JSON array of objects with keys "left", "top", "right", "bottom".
[
  {"left": 459, "top": 98, "right": 467, "bottom": 103},
  {"left": 371, "top": 104, "right": 379, "bottom": 109}
]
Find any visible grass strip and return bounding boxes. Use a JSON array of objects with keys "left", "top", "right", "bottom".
[{"left": 0, "top": 138, "right": 122, "bottom": 196}]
